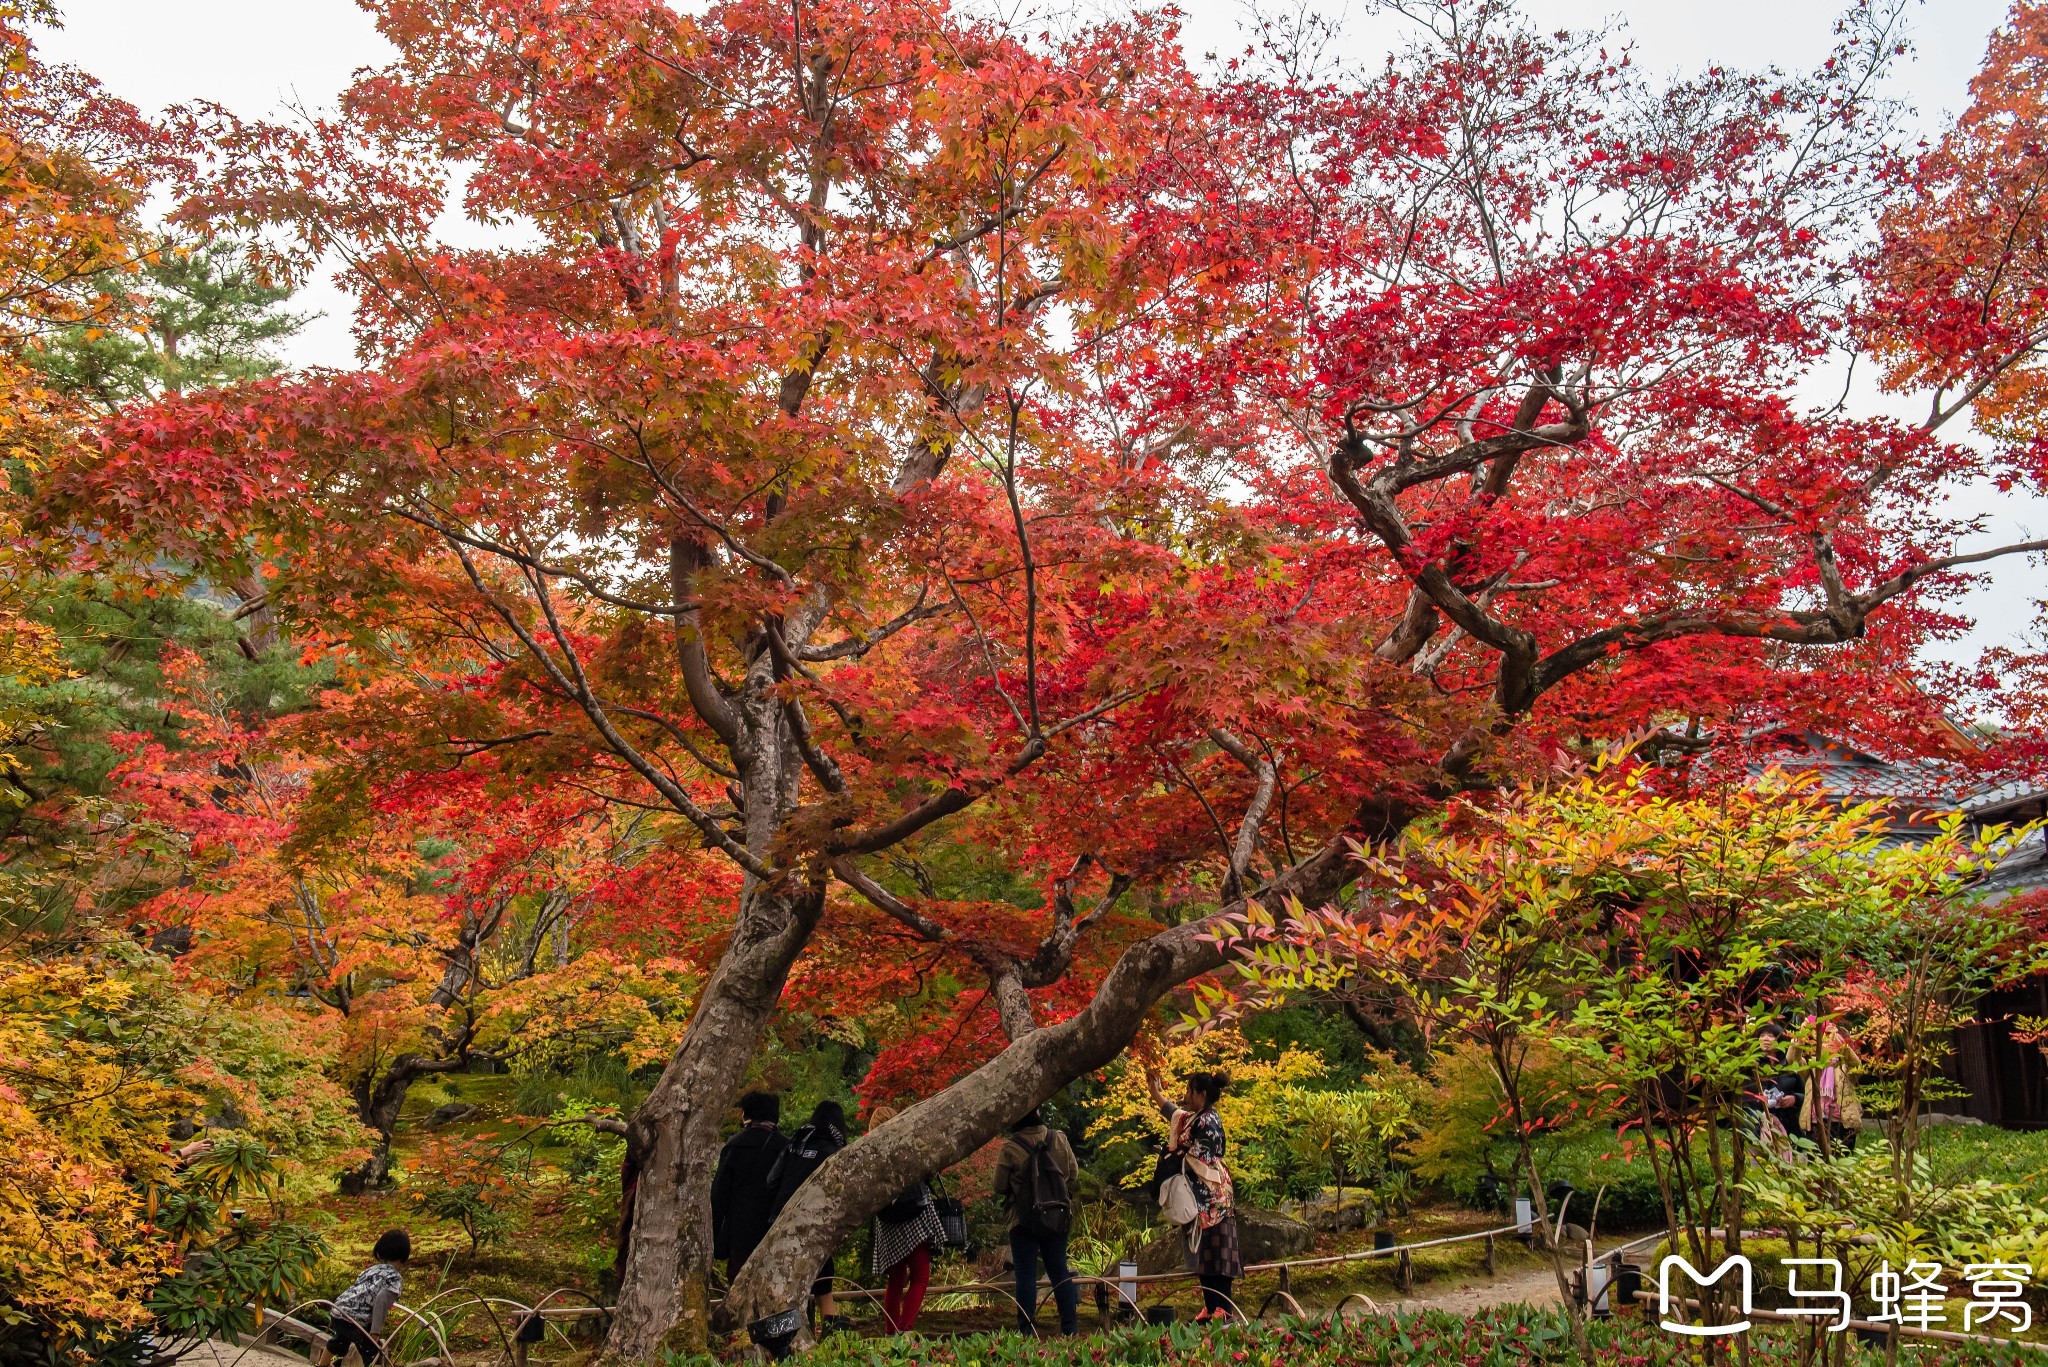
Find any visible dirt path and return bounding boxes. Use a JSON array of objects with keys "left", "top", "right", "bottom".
[
  {"left": 173, "top": 1340, "right": 311, "bottom": 1367},
  {"left": 1373, "top": 1238, "right": 1648, "bottom": 1317}
]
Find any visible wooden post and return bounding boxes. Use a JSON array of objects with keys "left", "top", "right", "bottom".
[
  {"left": 1485, "top": 1233, "right": 1497, "bottom": 1277},
  {"left": 1396, "top": 1250, "right": 1413, "bottom": 1294},
  {"left": 1278, "top": 1265, "right": 1292, "bottom": 1298}
]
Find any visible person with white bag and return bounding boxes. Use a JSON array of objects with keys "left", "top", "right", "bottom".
[{"left": 1146, "top": 1068, "right": 1242, "bottom": 1323}]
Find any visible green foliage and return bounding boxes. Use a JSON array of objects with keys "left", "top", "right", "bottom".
[
  {"left": 547, "top": 1101, "right": 629, "bottom": 1276},
  {"left": 1237, "top": 1003, "right": 1384, "bottom": 1078},
  {"left": 1531, "top": 1129, "right": 1702, "bottom": 1231},
  {"left": 28, "top": 238, "right": 305, "bottom": 409},
  {"left": 1919, "top": 1124, "right": 2048, "bottom": 1205},
  {"left": 873, "top": 839, "right": 1047, "bottom": 912},
  {"left": 406, "top": 1138, "right": 517, "bottom": 1257},
  {"left": 1742, "top": 1142, "right": 2048, "bottom": 1293},
  {"left": 1405, "top": 1041, "right": 1615, "bottom": 1203},
  {"left": 0, "top": 579, "right": 337, "bottom": 932},
  {"left": 181, "top": 1136, "right": 280, "bottom": 1203},
  {"left": 145, "top": 1219, "right": 328, "bottom": 1347},
  {"left": 798, "top": 1305, "right": 2042, "bottom": 1367},
  {"left": 4, "top": 581, "right": 331, "bottom": 797},
  {"left": 1276, "top": 1066, "right": 1423, "bottom": 1208},
  {"left": 511, "top": 1056, "right": 647, "bottom": 1117},
  {"left": 1210, "top": 764, "right": 2048, "bottom": 1306},
  {"left": 1062, "top": 1198, "right": 1149, "bottom": 1281},
  {"left": 144, "top": 1127, "right": 328, "bottom": 1350}
]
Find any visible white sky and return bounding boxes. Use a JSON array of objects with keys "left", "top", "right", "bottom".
[{"left": 36, "top": 0, "right": 2048, "bottom": 672}]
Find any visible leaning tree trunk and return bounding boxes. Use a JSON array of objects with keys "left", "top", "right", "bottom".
[
  {"left": 340, "top": 1076, "right": 407, "bottom": 1194},
  {"left": 603, "top": 873, "right": 826, "bottom": 1361},
  {"left": 721, "top": 829, "right": 1369, "bottom": 1332}
]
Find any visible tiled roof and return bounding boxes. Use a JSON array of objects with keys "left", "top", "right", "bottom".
[
  {"left": 1979, "top": 826, "right": 2048, "bottom": 900},
  {"left": 1752, "top": 731, "right": 2048, "bottom": 824},
  {"left": 1748, "top": 732, "right": 2048, "bottom": 900}
]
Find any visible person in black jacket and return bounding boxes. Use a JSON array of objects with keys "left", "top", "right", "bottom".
[
  {"left": 1760, "top": 1025, "right": 1808, "bottom": 1144},
  {"left": 711, "top": 1092, "right": 787, "bottom": 1282},
  {"left": 770, "top": 1100, "right": 850, "bottom": 1330}
]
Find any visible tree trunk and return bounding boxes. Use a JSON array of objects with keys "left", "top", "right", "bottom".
[
  {"left": 720, "top": 828, "right": 1368, "bottom": 1330},
  {"left": 340, "top": 1054, "right": 446, "bottom": 1194},
  {"left": 602, "top": 874, "right": 826, "bottom": 1362}
]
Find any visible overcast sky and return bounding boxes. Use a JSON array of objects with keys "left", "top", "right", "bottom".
[{"left": 35, "top": 0, "right": 2047, "bottom": 672}]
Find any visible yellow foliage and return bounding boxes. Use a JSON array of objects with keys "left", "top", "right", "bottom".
[
  {"left": 480, "top": 950, "right": 700, "bottom": 1076},
  {"left": 0, "top": 939, "right": 368, "bottom": 1345},
  {"left": 0, "top": 951, "right": 184, "bottom": 1342},
  {"left": 1085, "top": 1022, "right": 1328, "bottom": 1195}
]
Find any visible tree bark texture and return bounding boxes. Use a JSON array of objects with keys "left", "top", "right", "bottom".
[{"left": 603, "top": 874, "right": 826, "bottom": 1360}]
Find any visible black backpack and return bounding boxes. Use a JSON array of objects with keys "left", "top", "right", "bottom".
[{"left": 1009, "top": 1135, "right": 1072, "bottom": 1239}]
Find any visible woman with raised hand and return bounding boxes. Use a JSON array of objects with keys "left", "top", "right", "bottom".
[{"left": 1147, "top": 1068, "right": 1241, "bottom": 1323}]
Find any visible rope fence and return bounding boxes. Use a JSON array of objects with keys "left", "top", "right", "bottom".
[
  {"left": 185, "top": 1220, "right": 2048, "bottom": 1364},
  {"left": 183, "top": 1218, "right": 1531, "bottom": 1365}
]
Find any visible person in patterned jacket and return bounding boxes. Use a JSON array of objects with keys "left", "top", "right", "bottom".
[
  {"left": 314, "top": 1229, "right": 410, "bottom": 1364},
  {"left": 1148, "top": 1069, "right": 1241, "bottom": 1322}
]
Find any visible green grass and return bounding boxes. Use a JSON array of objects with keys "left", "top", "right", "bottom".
[{"left": 1918, "top": 1125, "right": 2048, "bottom": 1204}]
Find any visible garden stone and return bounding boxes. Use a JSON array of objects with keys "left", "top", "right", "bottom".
[
  {"left": 422, "top": 1101, "right": 478, "bottom": 1128},
  {"left": 1238, "top": 1205, "right": 1315, "bottom": 1262},
  {"left": 1915, "top": 1111, "right": 1984, "bottom": 1127},
  {"left": 1284, "top": 1189, "right": 1376, "bottom": 1233},
  {"left": 1135, "top": 1207, "right": 1313, "bottom": 1275}
]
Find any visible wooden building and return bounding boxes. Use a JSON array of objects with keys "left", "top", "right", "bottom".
[{"left": 1756, "top": 731, "right": 2048, "bottom": 1128}]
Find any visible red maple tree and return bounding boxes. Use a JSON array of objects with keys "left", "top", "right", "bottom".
[{"left": 43, "top": 0, "right": 2048, "bottom": 1352}]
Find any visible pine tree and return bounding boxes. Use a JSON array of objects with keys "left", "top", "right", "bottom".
[{"left": 28, "top": 238, "right": 307, "bottom": 408}]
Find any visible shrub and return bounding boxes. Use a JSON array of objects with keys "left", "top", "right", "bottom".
[
  {"left": 511, "top": 1056, "right": 645, "bottom": 1116},
  {"left": 405, "top": 1137, "right": 516, "bottom": 1257},
  {"left": 798, "top": 1306, "right": 2039, "bottom": 1367},
  {"left": 1533, "top": 1128, "right": 1699, "bottom": 1231},
  {"left": 1405, "top": 1040, "right": 1620, "bottom": 1205}
]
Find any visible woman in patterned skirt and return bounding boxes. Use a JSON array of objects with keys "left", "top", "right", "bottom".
[
  {"left": 1148, "top": 1068, "right": 1241, "bottom": 1322},
  {"left": 868, "top": 1106, "right": 946, "bottom": 1332}
]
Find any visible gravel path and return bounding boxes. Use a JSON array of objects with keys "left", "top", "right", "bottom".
[{"left": 1373, "top": 1238, "right": 1647, "bottom": 1317}]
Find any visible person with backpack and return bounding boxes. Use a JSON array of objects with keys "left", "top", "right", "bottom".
[
  {"left": 711, "top": 1091, "right": 788, "bottom": 1283},
  {"left": 1148, "top": 1068, "right": 1241, "bottom": 1323},
  {"left": 990, "top": 1107, "right": 1080, "bottom": 1337},
  {"left": 866, "top": 1105, "right": 945, "bottom": 1332},
  {"left": 770, "top": 1099, "right": 852, "bottom": 1331}
]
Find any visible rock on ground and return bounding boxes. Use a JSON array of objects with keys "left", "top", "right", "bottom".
[{"left": 1135, "top": 1206, "right": 1314, "bottom": 1274}]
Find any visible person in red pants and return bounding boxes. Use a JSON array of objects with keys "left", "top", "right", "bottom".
[
  {"left": 868, "top": 1107, "right": 945, "bottom": 1332},
  {"left": 883, "top": 1242, "right": 933, "bottom": 1330}
]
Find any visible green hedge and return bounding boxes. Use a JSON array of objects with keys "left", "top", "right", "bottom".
[
  {"left": 795, "top": 1306, "right": 2039, "bottom": 1367},
  {"left": 1533, "top": 1130, "right": 1689, "bottom": 1231}
]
